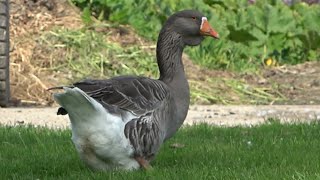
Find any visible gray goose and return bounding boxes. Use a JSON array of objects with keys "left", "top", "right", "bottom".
[{"left": 50, "top": 10, "right": 219, "bottom": 171}]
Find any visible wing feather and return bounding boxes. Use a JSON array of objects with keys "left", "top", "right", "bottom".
[
  {"left": 124, "top": 113, "right": 163, "bottom": 159},
  {"left": 73, "top": 76, "right": 170, "bottom": 115}
]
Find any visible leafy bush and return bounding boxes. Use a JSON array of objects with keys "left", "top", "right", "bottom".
[
  {"left": 208, "top": 0, "right": 320, "bottom": 69},
  {"left": 71, "top": 0, "right": 320, "bottom": 71}
]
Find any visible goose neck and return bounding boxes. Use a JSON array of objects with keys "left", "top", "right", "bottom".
[{"left": 156, "top": 30, "right": 185, "bottom": 82}]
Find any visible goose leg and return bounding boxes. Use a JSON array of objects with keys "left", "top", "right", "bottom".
[{"left": 135, "top": 157, "right": 153, "bottom": 170}]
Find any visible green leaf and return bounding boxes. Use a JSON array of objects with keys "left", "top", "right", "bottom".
[
  {"left": 227, "top": 25, "right": 258, "bottom": 44},
  {"left": 81, "top": 7, "right": 92, "bottom": 25}
]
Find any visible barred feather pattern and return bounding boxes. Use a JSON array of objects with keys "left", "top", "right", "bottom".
[{"left": 124, "top": 112, "right": 164, "bottom": 160}]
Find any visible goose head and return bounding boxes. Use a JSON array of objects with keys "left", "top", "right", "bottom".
[{"left": 164, "top": 10, "right": 219, "bottom": 46}]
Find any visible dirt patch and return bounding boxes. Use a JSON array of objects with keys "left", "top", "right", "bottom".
[
  {"left": 8, "top": 0, "right": 320, "bottom": 106},
  {"left": 242, "top": 62, "right": 320, "bottom": 105},
  {"left": 9, "top": 0, "right": 83, "bottom": 106},
  {"left": 263, "top": 62, "right": 320, "bottom": 104}
]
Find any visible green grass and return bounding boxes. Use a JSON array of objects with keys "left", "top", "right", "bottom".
[{"left": 1, "top": 123, "right": 320, "bottom": 179}]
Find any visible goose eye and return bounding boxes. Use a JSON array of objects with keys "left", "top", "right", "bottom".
[{"left": 191, "top": 16, "right": 196, "bottom": 20}]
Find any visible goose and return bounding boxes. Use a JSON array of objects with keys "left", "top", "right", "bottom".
[{"left": 49, "top": 9, "right": 219, "bottom": 171}]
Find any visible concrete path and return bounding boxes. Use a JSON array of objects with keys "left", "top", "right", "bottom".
[{"left": 1, "top": 105, "right": 320, "bottom": 129}]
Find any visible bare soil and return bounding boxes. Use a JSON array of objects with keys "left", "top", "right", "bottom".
[
  {"left": 7, "top": 0, "right": 320, "bottom": 107},
  {"left": 262, "top": 62, "right": 320, "bottom": 105}
]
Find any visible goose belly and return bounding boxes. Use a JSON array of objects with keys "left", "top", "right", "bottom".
[{"left": 70, "top": 111, "right": 140, "bottom": 170}]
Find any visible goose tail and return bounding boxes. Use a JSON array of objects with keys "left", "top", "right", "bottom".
[{"left": 53, "top": 87, "right": 105, "bottom": 122}]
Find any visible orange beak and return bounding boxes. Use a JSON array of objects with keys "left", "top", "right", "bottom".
[{"left": 200, "top": 17, "right": 219, "bottom": 39}]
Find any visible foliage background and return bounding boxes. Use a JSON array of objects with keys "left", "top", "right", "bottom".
[{"left": 72, "top": 0, "right": 320, "bottom": 71}]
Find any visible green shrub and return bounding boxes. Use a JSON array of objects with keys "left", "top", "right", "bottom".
[{"left": 71, "top": 0, "right": 320, "bottom": 71}]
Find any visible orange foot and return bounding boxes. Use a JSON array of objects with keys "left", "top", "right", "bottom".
[{"left": 135, "top": 157, "right": 153, "bottom": 170}]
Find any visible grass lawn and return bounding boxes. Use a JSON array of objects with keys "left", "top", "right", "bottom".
[{"left": 1, "top": 123, "right": 320, "bottom": 179}]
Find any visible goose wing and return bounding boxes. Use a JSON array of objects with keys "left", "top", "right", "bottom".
[
  {"left": 73, "top": 76, "right": 170, "bottom": 116},
  {"left": 74, "top": 76, "right": 170, "bottom": 158}
]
